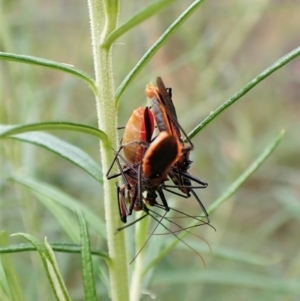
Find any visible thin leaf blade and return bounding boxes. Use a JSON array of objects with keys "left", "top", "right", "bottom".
[
  {"left": 115, "top": 0, "right": 205, "bottom": 105},
  {"left": 12, "top": 233, "right": 72, "bottom": 301},
  {"left": 144, "top": 130, "right": 285, "bottom": 273},
  {"left": 188, "top": 45, "right": 300, "bottom": 139},
  {"left": 104, "top": 0, "right": 178, "bottom": 46},
  {"left": 0, "top": 242, "right": 108, "bottom": 259},
  {"left": 78, "top": 211, "right": 98, "bottom": 301},
  {"left": 0, "top": 122, "right": 109, "bottom": 145},
  {"left": 10, "top": 176, "right": 106, "bottom": 238},
  {"left": 208, "top": 130, "right": 285, "bottom": 214},
  {"left": 0, "top": 52, "right": 97, "bottom": 94},
  {"left": 0, "top": 128, "right": 103, "bottom": 183}
]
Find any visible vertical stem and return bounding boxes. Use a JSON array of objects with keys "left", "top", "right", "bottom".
[
  {"left": 87, "top": 1, "right": 130, "bottom": 301},
  {"left": 130, "top": 214, "right": 150, "bottom": 301}
]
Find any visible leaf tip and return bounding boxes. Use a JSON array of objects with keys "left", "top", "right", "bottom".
[
  {"left": 279, "top": 129, "right": 286, "bottom": 136},
  {"left": 10, "top": 233, "right": 21, "bottom": 237}
]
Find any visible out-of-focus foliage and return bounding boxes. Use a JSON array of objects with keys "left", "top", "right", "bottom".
[{"left": 1, "top": 0, "right": 299, "bottom": 300}]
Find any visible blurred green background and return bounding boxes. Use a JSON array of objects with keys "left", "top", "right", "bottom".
[{"left": 1, "top": 0, "right": 300, "bottom": 300}]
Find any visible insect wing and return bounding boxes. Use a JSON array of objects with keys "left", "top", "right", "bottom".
[
  {"left": 156, "top": 76, "right": 179, "bottom": 131},
  {"left": 146, "top": 84, "right": 177, "bottom": 138},
  {"left": 142, "top": 131, "right": 181, "bottom": 181},
  {"left": 122, "top": 107, "right": 154, "bottom": 164}
]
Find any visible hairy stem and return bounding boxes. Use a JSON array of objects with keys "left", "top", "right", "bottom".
[{"left": 87, "top": 1, "right": 129, "bottom": 301}]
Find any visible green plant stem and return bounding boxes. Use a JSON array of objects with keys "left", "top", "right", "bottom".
[
  {"left": 130, "top": 213, "right": 151, "bottom": 301},
  {"left": 87, "top": 1, "right": 129, "bottom": 301}
]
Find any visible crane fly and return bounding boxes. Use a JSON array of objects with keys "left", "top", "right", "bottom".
[{"left": 146, "top": 77, "right": 209, "bottom": 223}]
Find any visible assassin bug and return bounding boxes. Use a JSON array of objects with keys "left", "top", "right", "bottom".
[
  {"left": 107, "top": 107, "right": 208, "bottom": 229},
  {"left": 107, "top": 107, "right": 214, "bottom": 265},
  {"left": 146, "top": 77, "right": 209, "bottom": 222}
]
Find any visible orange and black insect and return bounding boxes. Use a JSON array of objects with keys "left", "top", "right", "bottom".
[
  {"left": 146, "top": 77, "right": 209, "bottom": 222},
  {"left": 107, "top": 104, "right": 213, "bottom": 265},
  {"left": 106, "top": 106, "right": 208, "bottom": 230},
  {"left": 107, "top": 107, "right": 154, "bottom": 222}
]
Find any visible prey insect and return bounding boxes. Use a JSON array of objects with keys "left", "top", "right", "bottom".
[
  {"left": 146, "top": 77, "right": 210, "bottom": 222},
  {"left": 106, "top": 106, "right": 209, "bottom": 229},
  {"left": 107, "top": 105, "right": 214, "bottom": 265}
]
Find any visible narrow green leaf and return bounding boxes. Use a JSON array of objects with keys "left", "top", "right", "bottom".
[
  {"left": 104, "top": 0, "right": 178, "bottom": 46},
  {"left": 10, "top": 176, "right": 107, "bottom": 238},
  {"left": 0, "top": 128, "right": 103, "bottom": 183},
  {"left": 0, "top": 253, "right": 11, "bottom": 301},
  {"left": 0, "top": 122, "right": 109, "bottom": 146},
  {"left": 44, "top": 238, "right": 72, "bottom": 301},
  {"left": 0, "top": 52, "right": 97, "bottom": 94},
  {"left": 0, "top": 242, "right": 109, "bottom": 259},
  {"left": 115, "top": 0, "right": 205, "bottom": 105},
  {"left": 12, "top": 233, "right": 72, "bottom": 301},
  {"left": 78, "top": 211, "right": 98, "bottom": 301},
  {"left": 130, "top": 212, "right": 151, "bottom": 301},
  {"left": 144, "top": 130, "right": 285, "bottom": 273},
  {"left": 0, "top": 238, "right": 111, "bottom": 277},
  {"left": 0, "top": 232, "right": 25, "bottom": 301},
  {"left": 188, "top": 45, "right": 300, "bottom": 139},
  {"left": 208, "top": 130, "right": 285, "bottom": 214},
  {"left": 0, "top": 287, "right": 10, "bottom": 301},
  {"left": 0, "top": 274, "right": 11, "bottom": 301}
]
